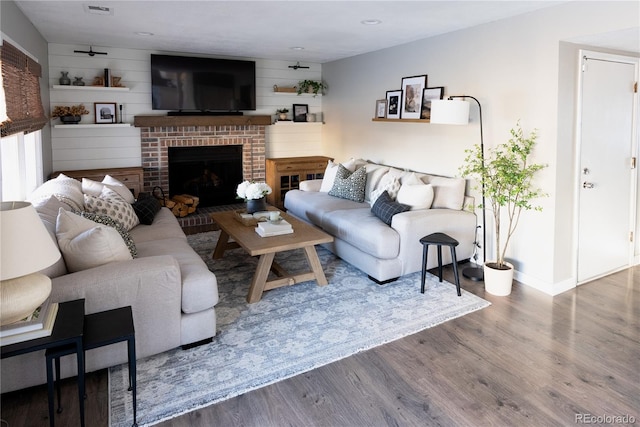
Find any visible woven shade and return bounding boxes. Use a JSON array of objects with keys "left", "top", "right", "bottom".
[{"left": 0, "top": 41, "right": 48, "bottom": 137}]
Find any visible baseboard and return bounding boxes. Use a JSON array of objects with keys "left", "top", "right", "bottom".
[{"left": 514, "top": 270, "right": 576, "bottom": 296}]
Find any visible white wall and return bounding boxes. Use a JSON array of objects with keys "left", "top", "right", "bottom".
[
  {"left": 47, "top": 44, "right": 324, "bottom": 171},
  {"left": 321, "top": 1, "right": 639, "bottom": 294}
]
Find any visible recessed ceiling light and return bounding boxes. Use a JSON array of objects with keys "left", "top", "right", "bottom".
[
  {"left": 290, "top": 47, "right": 305, "bottom": 51},
  {"left": 361, "top": 19, "right": 382, "bottom": 25},
  {"left": 135, "top": 32, "right": 154, "bottom": 36}
]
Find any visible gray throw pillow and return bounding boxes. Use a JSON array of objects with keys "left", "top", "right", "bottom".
[
  {"left": 328, "top": 165, "right": 367, "bottom": 203},
  {"left": 371, "top": 190, "right": 410, "bottom": 225}
]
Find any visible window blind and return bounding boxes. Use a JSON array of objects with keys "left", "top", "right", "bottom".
[{"left": 0, "top": 41, "right": 48, "bottom": 137}]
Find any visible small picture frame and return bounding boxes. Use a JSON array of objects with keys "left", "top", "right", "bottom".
[
  {"left": 401, "top": 75, "right": 427, "bottom": 119},
  {"left": 420, "top": 86, "right": 445, "bottom": 120},
  {"left": 375, "top": 99, "right": 387, "bottom": 118},
  {"left": 94, "top": 102, "right": 117, "bottom": 124},
  {"left": 293, "top": 104, "right": 309, "bottom": 122},
  {"left": 385, "top": 90, "right": 402, "bottom": 119}
]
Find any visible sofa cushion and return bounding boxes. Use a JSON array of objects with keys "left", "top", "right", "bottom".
[
  {"left": 397, "top": 173, "right": 434, "bottom": 210},
  {"left": 328, "top": 165, "right": 367, "bottom": 203},
  {"left": 82, "top": 177, "right": 135, "bottom": 204},
  {"left": 363, "top": 163, "right": 390, "bottom": 202},
  {"left": 135, "top": 238, "right": 219, "bottom": 313},
  {"left": 320, "top": 207, "right": 401, "bottom": 259},
  {"left": 371, "top": 191, "right": 411, "bottom": 225},
  {"left": 129, "top": 207, "right": 187, "bottom": 243},
  {"left": 75, "top": 211, "right": 137, "bottom": 258},
  {"left": 102, "top": 175, "right": 136, "bottom": 203},
  {"left": 55, "top": 208, "right": 132, "bottom": 273},
  {"left": 284, "top": 190, "right": 368, "bottom": 225},
  {"left": 422, "top": 175, "right": 466, "bottom": 210},
  {"left": 84, "top": 187, "right": 140, "bottom": 231},
  {"left": 132, "top": 196, "right": 161, "bottom": 225},
  {"left": 28, "top": 173, "right": 84, "bottom": 211}
]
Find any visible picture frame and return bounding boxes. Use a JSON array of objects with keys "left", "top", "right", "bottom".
[
  {"left": 420, "top": 86, "right": 445, "bottom": 120},
  {"left": 94, "top": 102, "right": 117, "bottom": 124},
  {"left": 375, "top": 99, "right": 387, "bottom": 118},
  {"left": 401, "top": 75, "right": 427, "bottom": 119},
  {"left": 385, "top": 90, "right": 402, "bottom": 119},
  {"left": 292, "top": 104, "right": 309, "bottom": 122}
]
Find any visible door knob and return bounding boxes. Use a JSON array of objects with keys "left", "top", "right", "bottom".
[{"left": 583, "top": 182, "right": 595, "bottom": 189}]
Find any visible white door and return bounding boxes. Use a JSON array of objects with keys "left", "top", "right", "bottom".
[{"left": 577, "top": 51, "right": 638, "bottom": 284}]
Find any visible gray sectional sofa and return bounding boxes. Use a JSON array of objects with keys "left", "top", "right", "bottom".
[
  {"left": 284, "top": 160, "right": 477, "bottom": 283},
  {"left": 1, "top": 174, "right": 218, "bottom": 393}
]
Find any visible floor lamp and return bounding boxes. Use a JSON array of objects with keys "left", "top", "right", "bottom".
[{"left": 430, "top": 96, "right": 486, "bottom": 281}]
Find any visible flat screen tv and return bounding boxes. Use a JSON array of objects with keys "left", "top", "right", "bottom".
[{"left": 151, "top": 54, "right": 256, "bottom": 112}]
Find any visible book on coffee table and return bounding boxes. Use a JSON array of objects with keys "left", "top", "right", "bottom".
[
  {"left": 1, "top": 296, "right": 54, "bottom": 338},
  {"left": 255, "top": 219, "right": 293, "bottom": 237}
]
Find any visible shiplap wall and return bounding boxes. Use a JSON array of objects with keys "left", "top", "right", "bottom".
[{"left": 48, "top": 44, "right": 323, "bottom": 171}]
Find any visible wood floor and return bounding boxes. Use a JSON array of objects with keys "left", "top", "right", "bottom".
[{"left": 2, "top": 264, "right": 638, "bottom": 427}]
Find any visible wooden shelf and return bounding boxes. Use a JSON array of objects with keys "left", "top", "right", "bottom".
[
  {"left": 52, "top": 85, "right": 130, "bottom": 92},
  {"left": 53, "top": 123, "right": 132, "bottom": 129},
  {"left": 133, "top": 115, "right": 272, "bottom": 127},
  {"left": 372, "top": 118, "right": 430, "bottom": 123},
  {"left": 273, "top": 121, "right": 323, "bottom": 125}
]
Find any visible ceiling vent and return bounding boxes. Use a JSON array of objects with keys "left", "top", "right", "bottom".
[{"left": 84, "top": 4, "right": 114, "bottom": 15}]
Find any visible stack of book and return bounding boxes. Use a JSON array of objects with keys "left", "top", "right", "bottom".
[
  {"left": 0, "top": 297, "right": 59, "bottom": 346},
  {"left": 255, "top": 219, "right": 293, "bottom": 237}
]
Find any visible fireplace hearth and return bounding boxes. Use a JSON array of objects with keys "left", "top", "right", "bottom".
[{"left": 169, "top": 145, "right": 242, "bottom": 207}]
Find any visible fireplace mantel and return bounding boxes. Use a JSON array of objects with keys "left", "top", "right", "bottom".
[{"left": 134, "top": 115, "right": 271, "bottom": 127}]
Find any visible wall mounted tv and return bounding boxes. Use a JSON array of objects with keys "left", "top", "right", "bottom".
[{"left": 151, "top": 54, "right": 256, "bottom": 113}]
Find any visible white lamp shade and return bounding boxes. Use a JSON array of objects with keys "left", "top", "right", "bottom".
[
  {"left": 430, "top": 99, "right": 470, "bottom": 125},
  {"left": 1, "top": 201, "right": 61, "bottom": 280}
]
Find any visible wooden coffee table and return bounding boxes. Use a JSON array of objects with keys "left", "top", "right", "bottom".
[{"left": 210, "top": 209, "right": 334, "bottom": 303}]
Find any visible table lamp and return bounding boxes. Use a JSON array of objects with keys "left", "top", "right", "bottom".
[
  {"left": 1, "top": 201, "right": 61, "bottom": 325},
  {"left": 430, "top": 96, "right": 486, "bottom": 282}
]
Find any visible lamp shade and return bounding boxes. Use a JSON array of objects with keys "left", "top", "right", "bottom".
[
  {"left": 1, "top": 201, "right": 61, "bottom": 280},
  {"left": 430, "top": 99, "right": 470, "bottom": 125}
]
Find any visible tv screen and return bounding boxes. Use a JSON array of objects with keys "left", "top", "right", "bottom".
[{"left": 151, "top": 54, "right": 256, "bottom": 112}]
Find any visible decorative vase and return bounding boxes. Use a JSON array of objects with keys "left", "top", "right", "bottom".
[
  {"left": 246, "top": 197, "right": 267, "bottom": 214},
  {"left": 278, "top": 113, "right": 288, "bottom": 121},
  {"left": 59, "top": 71, "right": 71, "bottom": 85},
  {"left": 60, "top": 115, "right": 82, "bottom": 124},
  {"left": 306, "top": 113, "right": 316, "bottom": 122},
  {"left": 72, "top": 77, "right": 85, "bottom": 86},
  {"left": 483, "top": 261, "right": 514, "bottom": 296}
]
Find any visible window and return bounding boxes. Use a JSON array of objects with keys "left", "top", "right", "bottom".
[{"left": 0, "top": 130, "right": 43, "bottom": 201}]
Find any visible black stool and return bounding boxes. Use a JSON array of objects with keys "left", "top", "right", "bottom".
[
  {"left": 48, "top": 306, "right": 137, "bottom": 427},
  {"left": 420, "top": 232, "right": 461, "bottom": 296}
]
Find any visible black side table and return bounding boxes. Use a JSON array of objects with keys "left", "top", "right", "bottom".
[
  {"left": 49, "top": 306, "right": 138, "bottom": 427},
  {"left": 420, "top": 232, "right": 462, "bottom": 296},
  {"left": 1, "top": 299, "right": 86, "bottom": 427}
]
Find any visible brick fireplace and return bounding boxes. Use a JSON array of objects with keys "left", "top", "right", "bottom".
[{"left": 135, "top": 115, "right": 271, "bottom": 196}]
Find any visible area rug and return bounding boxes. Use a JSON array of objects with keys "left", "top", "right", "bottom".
[{"left": 109, "top": 231, "right": 490, "bottom": 426}]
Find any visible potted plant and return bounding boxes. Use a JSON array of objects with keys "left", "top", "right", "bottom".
[
  {"left": 51, "top": 104, "right": 89, "bottom": 124},
  {"left": 459, "top": 121, "right": 547, "bottom": 295},
  {"left": 297, "top": 80, "right": 326, "bottom": 97},
  {"left": 276, "top": 108, "right": 289, "bottom": 121}
]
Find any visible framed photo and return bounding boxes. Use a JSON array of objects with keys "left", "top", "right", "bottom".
[
  {"left": 420, "top": 86, "right": 445, "bottom": 120},
  {"left": 401, "top": 75, "right": 427, "bottom": 119},
  {"left": 292, "top": 104, "right": 309, "bottom": 122},
  {"left": 94, "top": 102, "right": 117, "bottom": 124},
  {"left": 375, "top": 99, "right": 387, "bottom": 118},
  {"left": 385, "top": 90, "right": 402, "bottom": 119}
]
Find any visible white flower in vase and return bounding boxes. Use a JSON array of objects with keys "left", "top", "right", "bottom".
[{"left": 236, "top": 181, "right": 272, "bottom": 201}]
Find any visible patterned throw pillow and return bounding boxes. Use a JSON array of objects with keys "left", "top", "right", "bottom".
[
  {"left": 370, "top": 173, "right": 401, "bottom": 204},
  {"left": 371, "top": 190, "right": 411, "bottom": 225},
  {"left": 328, "top": 165, "right": 367, "bottom": 203},
  {"left": 132, "top": 196, "right": 161, "bottom": 225},
  {"left": 84, "top": 187, "right": 140, "bottom": 231},
  {"left": 75, "top": 211, "right": 137, "bottom": 258},
  {"left": 28, "top": 173, "right": 84, "bottom": 211}
]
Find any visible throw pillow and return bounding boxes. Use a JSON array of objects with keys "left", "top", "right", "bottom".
[
  {"left": 371, "top": 191, "right": 411, "bottom": 225},
  {"left": 102, "top": 175, "right": 136, "bottom": 203},
  {"left": 370, "top": 173, "right": 401, "bottom": 203},
  {"left": 55, "top": 208, "right": 132, "bottom": 273},
  {"left": 84, "top": 187, "right": 140, "bottom": 231},
  {"left": 397, "top": 173, "right": 434, "bottom": 210},
  {"left": 75, "top": 211, "right": 137, "bottom": 258},
  {"left": 28, "top": 173, "right": 84, "bottom": 211},
  {"left": 328, "top": 165, "right": 367, "bottom": 203},
  {"left": 424, "top": 176, "right": 466, "bottom": 210},
  {"left": 82, "top": 177, "right": 135, "bottom": 204},
  {"left": 319, "top": 158, "right": 362, "bottom": 192},
  {"left": 132, "top": 196, "right": 161, "bottom": 225}
]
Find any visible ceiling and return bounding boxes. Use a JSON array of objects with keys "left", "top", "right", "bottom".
[{"left": 14, "top": 1, "right": 639, "bottom": 63}]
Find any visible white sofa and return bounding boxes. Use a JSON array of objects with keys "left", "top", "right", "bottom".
[
  {"left": 284, "top": 159, "right": 477, "bottom": 283},
  {"left": 1, "top": 174, "right": 218, "bottom": 393}
]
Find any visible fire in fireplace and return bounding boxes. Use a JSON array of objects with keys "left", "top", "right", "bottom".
[{"left": 168, "top": 145, "right": 243, "bottom": 207}]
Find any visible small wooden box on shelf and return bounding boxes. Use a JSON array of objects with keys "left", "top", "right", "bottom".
[{"left": 266, "top": 156, "right": 332, "bottom": 209}]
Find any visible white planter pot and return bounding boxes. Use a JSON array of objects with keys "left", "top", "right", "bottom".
[{"left": 483, "top": 261, "right": 514, "bottom": 296}]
